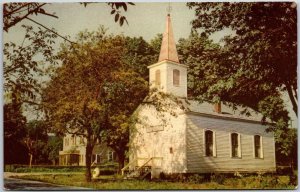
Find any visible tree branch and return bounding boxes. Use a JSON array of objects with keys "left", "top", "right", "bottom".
[
  {"left": 285, "top": 82, "right": 298, "bottom": 117},
  {"left": 25, "top": 17, "right": 76, "bottom": 45},
  {"left": 3, "top": 3, "right": 30, "bottom": 17},
  {"left": 4, "top": 3, "right": 47, "bottom": 31}
]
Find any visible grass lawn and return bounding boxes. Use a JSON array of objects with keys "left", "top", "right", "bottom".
[{"left": 12, "top": 173, "right": 296, "bottom": 190}]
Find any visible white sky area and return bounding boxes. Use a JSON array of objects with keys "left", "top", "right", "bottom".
[{"left": 2, "top": 2, "right": 298, "bottom": 128}]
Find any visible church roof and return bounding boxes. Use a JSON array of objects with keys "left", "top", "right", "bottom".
[
  {"left": 158, "top": 14, "right": 180, "bottom": 63},
  {"left": 185, "top": 100, "right": 264, "bottom": 123}
]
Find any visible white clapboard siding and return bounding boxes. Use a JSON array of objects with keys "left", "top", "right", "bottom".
[{"left": 186, "top": 113, "right": 276, "bottom": 173}]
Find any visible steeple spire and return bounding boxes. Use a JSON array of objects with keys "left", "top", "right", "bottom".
[{"left": 158, "top": 14, "right": 179, "bottom": 63}]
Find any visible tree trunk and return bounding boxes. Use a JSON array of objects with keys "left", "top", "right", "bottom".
[
  {"left": 29, "top": 154, "right": 33, "bottom": 168},
  {"left": 85, "top": 140, "right": 93, "bottom": 182},
  {"left": 286, "top": 84, "right": 298, "bottom": 117}
]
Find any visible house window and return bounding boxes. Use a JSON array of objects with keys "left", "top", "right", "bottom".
[
  {"left": 155, "top": 70, "right": 161, "bottom": 86},
  {"left": 108, "top": 151, "right": 114, "bottom": 161},
  {"left": 254, "top": 135, "right": 263, "bottom": 158},
  {"left": 204, "top": 130, "right": 216, "bottom": 157},
  {"left": 231, "top": 133, "right": 241, "bottom": 158},
  {"left": 173, "top": 69, "right": 180, "bottom": 86}
]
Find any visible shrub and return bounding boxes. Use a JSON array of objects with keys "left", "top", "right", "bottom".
[
  {"left": 211, "top": 174, "right": 226, "bottom": 185},
  {"left": 4, "top": 164, "right": 118, "bottom": 174},
  {"left": 159, "top": 172, "right": 166, "bottom": 180},
  {"left": 187, "top": 174, "right": 205, "bottom": 184}
]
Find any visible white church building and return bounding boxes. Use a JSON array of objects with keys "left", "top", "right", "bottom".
[{"left": 125, "top": 14, "right": 276, "bottom": 178}]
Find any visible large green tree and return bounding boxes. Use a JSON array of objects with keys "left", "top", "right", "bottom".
[
  {"left": 184, "top": 2, "right": 297, "bottom": 171},
  {"left": 42, "top": 28, "right": 149, "bottom": 181},
  {"left": 186, "top": 2, "right": 297, "bottom": 118}
]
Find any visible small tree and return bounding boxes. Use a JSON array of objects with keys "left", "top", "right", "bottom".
[
  {"left": 275, "top": 128, "right": 297, "bottom": 173},
  {"left": 45, "top": 136, "right": 63, "bottom": 165},
  {"left": 23, "top": 120, "right": 48, "bottom": 167}
]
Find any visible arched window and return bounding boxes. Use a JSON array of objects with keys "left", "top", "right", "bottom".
[
  {"left": 155, "top": 70, "right": 161, "bottom": 86},
  {"left": 254, "top": 135, "right": 262, "bottom": 158},
  {"left": 173, "top": 69, "right": 180, "bottom": 86},
  {"left": 231, "top": 133, "right": 241, "bottom": 158}
]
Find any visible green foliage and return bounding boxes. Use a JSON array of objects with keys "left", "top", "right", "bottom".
[
  {"left": 45, "top": 136, "right": 63, "bottom": 164},
  {"left": 14, "top": 174, "right": 297, "bottom": 189},
  {"left": 6, "top": 165, "right": 116, "bottom": 175},
  {"left": 23, "top": 120, "right": 50, "bottom": 165},
  {"left": 4, "top": 25, "right": 58, "bottom": 105},
  {"left": 4, "top": 102, "right": 28, "bottom": 164},
  {"left": 182, "top": 3, "right": 296, "bottom": 162},
  {"left": 177, "top": 30, "right": 221, "bottom": 100},
  {"left": 4, "top": 103, "right": 26, "bottom": 140},
  {"left": 123, "top": 36, "right": 159, "bottom": 80},
  {"left": 211, "top": 174, "right": 226, "bottom": 185},
  {"left": 275, "top": 128, "right": 297, "bottom": 170},
  {"left": 42, "top": 27, "right": 153, "bottom": 181},
  {"left": 186, "top": 2, "right": 297, "bottom": 118},
  {"left": 187, "top": 174, "right": 205, "bottom": 183}
]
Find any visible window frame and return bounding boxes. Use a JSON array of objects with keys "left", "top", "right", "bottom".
[
  {"left": 253, "top": 135, "right": 263, "bottom": 159},
  {"left": 108, "top": 151, "right": 114, "bottom": 162},
  {"left": 173, "top": 69, "right": 180, "bottom": 86},
  {"left": 203, "top": 129, "right": 216, "bottom": 157},
  {"left": 230, "top": 132, "right": 241, "bottom": 158}
]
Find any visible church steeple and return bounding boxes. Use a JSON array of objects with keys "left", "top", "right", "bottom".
[
  {"left": 158, "top": 14, "right": 179, "bottom": 63},
  {"left": 148, "top": 13, "right": 187, "bottom": 98}
]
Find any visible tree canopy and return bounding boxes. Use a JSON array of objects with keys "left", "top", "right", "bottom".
[
  {"left": 42, "top": 27, "right": 155, "bottom": 181},
  {"left": 185, "top": 2, "right": 296, "bottom": 125}
]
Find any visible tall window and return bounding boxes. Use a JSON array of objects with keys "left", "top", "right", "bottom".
[
  {"left": 108, "top": 151, "right": 114, "bottom": 161},
  {"left": 155, "top": 70, "right": 161, "bottom": 86},
  {"left": 205, "top": 130, "right": 214, "bottom": 156},
  {"left": 173, "top": 69, "right": 180, "bottom": 86},
  {"left": 254, "top": 135, "right": 262, "bottom": 158},
  {"left": 231, "top": 133, "right": 240, "bottom": 158}
]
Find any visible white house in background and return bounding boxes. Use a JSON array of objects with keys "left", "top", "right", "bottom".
[
  {"left": 126, "top": 14, "right": 276, "bottom": 178},
  {"left": 59, "top": 135, "right": 116, "bottom": 166}
]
